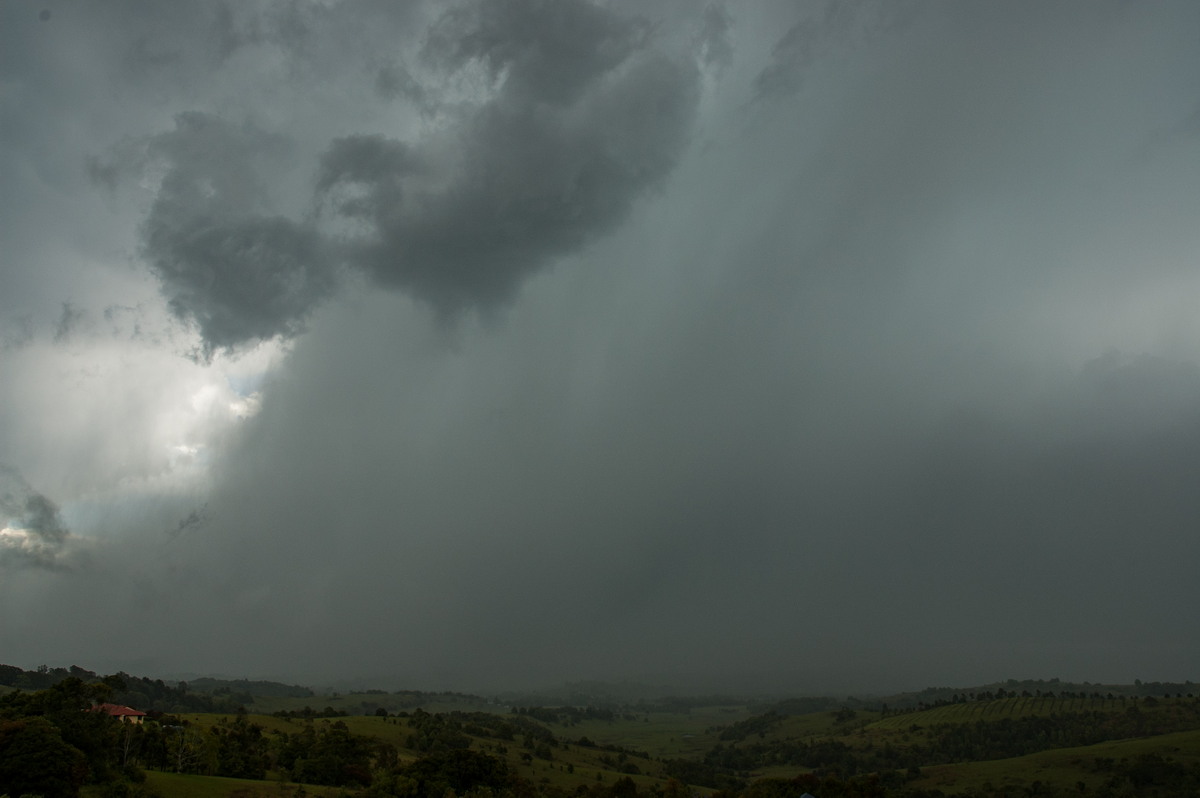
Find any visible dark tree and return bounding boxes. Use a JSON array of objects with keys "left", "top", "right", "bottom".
[{"left": 0, "top": 716, "right": 88, "bottom": 798}]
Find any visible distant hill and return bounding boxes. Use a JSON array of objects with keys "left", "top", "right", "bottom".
[{"left": 187, "top": 676, "right": 314, "bottom": 698}]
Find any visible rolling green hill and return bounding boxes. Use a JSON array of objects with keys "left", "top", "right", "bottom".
[{"left": 4, "top": 665, "right": 1199, "bottom": 798}]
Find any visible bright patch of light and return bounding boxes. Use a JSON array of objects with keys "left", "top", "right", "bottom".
[
  {"left": 0, "top": 527, "right": 31, "bottom": 544},
  {"left": 0, "top": 527, "right": 51, "bottom": 555},
  {"left": 229, "top": 392, "right": 262, "bottom": 419}
]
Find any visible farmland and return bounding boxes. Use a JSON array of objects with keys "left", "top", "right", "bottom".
[{"left": 2, "top": 665, "right": 1198, "bottom": 797}]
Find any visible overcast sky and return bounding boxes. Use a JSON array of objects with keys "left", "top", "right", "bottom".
[{"left": 2, "top": 0, "right": 1199, "bottom": 695}]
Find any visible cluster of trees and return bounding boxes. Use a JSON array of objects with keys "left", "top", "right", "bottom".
[
  {"left": 0, "top": 676, "right": 151, "bottom": 796},
  {"left": 366, "top": 748, "right": 513, "bottom": 797},
  {"left": 882, "top": 691, "right": 1181, "bottom": 717},
  {"left": 717, "top": 711, "right": 787, "bottom": 741},
  {"left": 0, "top": 663, "right": 246, "bottom": 714},
  {"left": 275, "top": 719, "right": 378, "bottom": 787},
  {"left": 405, "top": 708, "right": 474, "bottom": 752},
  {"left": 273, "top": 705, "right": 351, "bottom": 718},
  {"left": 884, "top": 680, "right": 1198, "bottom": 712}
]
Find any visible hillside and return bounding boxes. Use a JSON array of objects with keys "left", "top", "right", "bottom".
[{"left": 1, "top": 664, "right": 1198, "bottom": 797}]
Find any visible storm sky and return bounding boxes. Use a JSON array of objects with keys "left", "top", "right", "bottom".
[{"left": 2, "top": 0, "right": 1199, "bottom": 694}]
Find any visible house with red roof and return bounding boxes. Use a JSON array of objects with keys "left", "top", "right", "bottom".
[{"left": 93, "top": 702, "right": 147, "bottom": 724}]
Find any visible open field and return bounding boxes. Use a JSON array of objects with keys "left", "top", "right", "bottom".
[
  {"left": 137, "top": 771, "right": 349, "bottom": 797},
  {"left": 175, "top": 710, "right": 683, "bottom": 790},
  {"left": 910, "top": 728, "right": 1200, "bottom": 794},
  {"left": 540, "top": 705, "right": 753, "bottom": 759}
]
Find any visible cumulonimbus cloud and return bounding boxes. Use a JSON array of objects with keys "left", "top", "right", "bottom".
[
  {"left": 105, "top": 0, "right": 704, "bottom": 356},
  {"left": 137, "top": 112, "right": 335, "bottom": 360}
]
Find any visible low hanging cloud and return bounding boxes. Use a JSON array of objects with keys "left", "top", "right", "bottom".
[
  {"left": 0, "top": 466, "right": 75, "bottom": 571},
  {"left": 317, "top": 54, "right": 699, "bottom": 311},
  {"left": 138, "top": 112, "right": 335, "bottom": 359},
  {"left": 112, "top": 0, "right": 704, "bottom": 354}
]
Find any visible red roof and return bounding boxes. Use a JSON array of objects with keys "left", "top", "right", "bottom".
[{"left": 94, "top": 702, "right": 147, "bottom": 718}]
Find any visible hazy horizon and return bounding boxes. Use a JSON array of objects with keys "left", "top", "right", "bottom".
[
  {"left": 5, "top": 659, "right": 1194, "bottom": 703},
  {"left": 2, "top": 1, "right": 1198, "bottom": 694}
]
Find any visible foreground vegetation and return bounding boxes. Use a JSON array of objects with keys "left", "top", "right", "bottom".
[{"left": 2, "top": 665, "right": 1198, "bottom": 797}]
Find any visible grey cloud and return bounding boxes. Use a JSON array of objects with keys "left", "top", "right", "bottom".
[
  {"left": 139, "top": 112, "right": 335, "bottom": 357},
  {"left": 105, "top": 0, "right": 704, "bottom": 349},
  {"left": 0, "top": 467, "right": 73, "bottom": 570},
  {"left": 422, "top": 0, "right": 651, "bottom": 106},
  {"left": 374, "top": 59, "right": 428, "bottom": 106},
  {"left": 319, "top": 3, "right": 701, "bottom": 311}
]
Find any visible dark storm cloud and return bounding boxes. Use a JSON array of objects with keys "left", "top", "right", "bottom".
[
  {"left": 104, "top": 0, "right": 703, "bottom": 349},
  {"left": 317, "top": 0, "right": 701, "bottom": 312},
  {"left": 0, "top": 467, "right": 73, "bottom": 570},
  {"left": 423, "top": 0, "right": 651, "bottom": 106},
  {"left": 138, "top": 112, "right": 335, "bottom": 358}
]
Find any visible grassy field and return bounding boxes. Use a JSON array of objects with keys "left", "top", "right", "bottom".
[
  {"left": 909, "top": 729, "right": 1200, "bottom": 794},
  {"left": 543, "top": 705, "right": 753, "bottom": 758},
  {"left": 84, "top": 771, "right": 352, "bottom": 798},
  {"left": 174, "top": 710, "right": 685, "bottom": 791}
]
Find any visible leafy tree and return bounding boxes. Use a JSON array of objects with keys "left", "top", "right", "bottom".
[
  {"left": 396, "top": 748, "right": 511, "bottom": 798},
  {"left": 0, "top": 716, "right": 88, "bottom": 797},
  {"left": 279, "top": 720, "right": 374, "bottom": 787},
  {"left": 0, "top": 676, "right": 120, "bottom": 783},
  {"left": 165, "top": 724, "right": 210, "bottom": 774},
  {"left": 210, "top": 712, "right": 269, "bottom": 779}
]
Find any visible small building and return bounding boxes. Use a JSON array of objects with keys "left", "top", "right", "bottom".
[{"left": 93, "top": 702, "right": 147, "bottom": 724}]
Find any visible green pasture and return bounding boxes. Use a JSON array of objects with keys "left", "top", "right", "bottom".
[
  {"left": 772, "top": 711, "right": 857, "bottom": 739},
  {"left": 136, "top": 771, "right": 350, "bottom": 797},
  {"left": 910, "top": 728, "right": 1200, "bottom": 794},
  {"left": 548, "top": 706, "right": 753, "bottom": 758},
  {"left": 171, "top": 711, "right": 679, "bottom": 791},
  {"left": 136, "top": 698, "right": 1200, "bottom": 797}
]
